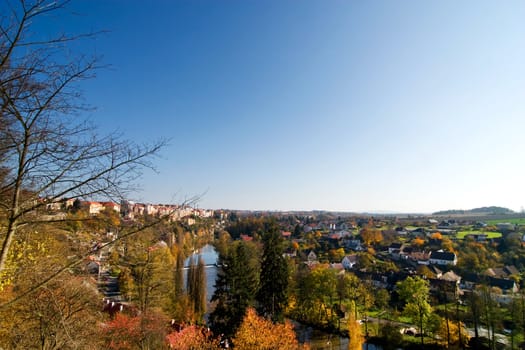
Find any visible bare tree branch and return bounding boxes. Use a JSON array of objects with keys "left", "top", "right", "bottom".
[{"left": 0, "top": 0, "right": 167, "bottom": 284}]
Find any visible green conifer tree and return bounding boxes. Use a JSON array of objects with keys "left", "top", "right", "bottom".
[
  {"left": 256, "top": 225, "right": 289, "bottom": 322},
  {"left": 209, "top": 241, "right": 259, "bottom": 338}
]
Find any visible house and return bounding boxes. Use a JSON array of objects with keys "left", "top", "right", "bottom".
[
  {"left": 388, "top": 242, "right": 403, "bottom": 254},
  {"left": 307, "top": 251, "right": 318, "bottom": 262},
  {"left": 429, "top": 250, "right": 457, "bottom": 266},
  {"left": 303, "top": 225, "right": 314, "bottom": 233},
  {"left": 145, "top": 204, "right": 158, "bottom": 215},
  {"left": 355, "top": 271, "right": 391, "bottom": 289},
  {"left": 474, "top": 222, "right": 488, "bottom": 229},
  {"left": 283, "top": 248, "right": 297, "bottom": 258},
  {"left": 44, "top": 197, "right": 63, "bottom": 211},
  {"left": 330, "top": 263, "right": 345, "bottom": 271},
  {"left": 342, "top": 255, "right": 358, "bottom": 270},
  {"left": 410, "top": 227, "right": 426, "bottom": 236},
  {"left": 429, "top": 271, "right": 461, "bottom": 300},
  {"left": 102, "top": 201, "right": 121, "bottom": 213},
  {"left": 336, "top": 222, "right": 349, "bottom": 231},
  {"left": 395, "top": 227, "right": 408, "bottom": 235},
  {"left": 85, "top": 201, "right": 104, "bottom": 215},
  {"left": 281, "top": 231, "right": 292, "bottom": 239},
  {"left": 391, "top": 245, "right": 411, "bottom": 261},
  {"left": 438, "top": 220, "right": 458, "bottom": 229},
  {"left": 490, "top": 277, "right": 519, "bottom": 295},
  {"left": 461, "top": 273, "right": 519, "bottom": 296},
  {"left": 409, "top": 251, "right": 430, "bottom": 265},
  {"left": 497, "top": 223, "right": 516, "bottom": 232},
  {"left": 441, "top": 270, "right": 461, "bottom": 284},
  {"left": 345, "top": 239, "right": 365, "bottom": 251},
  {"left": 65, "top": 198, "right": 76, "bottom": 209},
  {"left": 484, "top": 265, "right": 520, "bottom": 279},
  {"left": 332, "top": 230, "right": 351, "bottom": 239}
]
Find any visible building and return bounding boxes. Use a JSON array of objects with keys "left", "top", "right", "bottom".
[{"left": 429, "top": 251, "right": 457, "bottom": 266}]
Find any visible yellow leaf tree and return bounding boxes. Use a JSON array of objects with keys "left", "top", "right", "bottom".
[
  {"left": 348, "top": 316, "right": 364, "bottom": 350},
  {"left": 233, "top": 308, "right": 309, "bottom": 350}
]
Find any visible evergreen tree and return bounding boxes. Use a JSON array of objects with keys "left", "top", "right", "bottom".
[
  {"left": 256, "top": 225, "right": 289, "bottom": 322},
  {"left": 209, "top": 241, "right": 259, "bottom": 338}
]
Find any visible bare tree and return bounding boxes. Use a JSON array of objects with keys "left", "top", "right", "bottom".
[{"left": 0, "top": 0, "right": 165, "bottom": 288}]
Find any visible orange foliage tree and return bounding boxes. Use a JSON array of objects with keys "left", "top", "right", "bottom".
[
  {"left": 431, "top": 232, "right": 443, "bottom": 240},
  {"left": 412, "top": 237, "right": 425, "bottom": 247},
  {"left": 233, "top": 308, "right": 309, "bottom": 350},
  {"left": 166, "top": 325, "right": 221, "bottom": 350},
  {"left": 103, "top": 312, "right": 168, "bottom": 350}
]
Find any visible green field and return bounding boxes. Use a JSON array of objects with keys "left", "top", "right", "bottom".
[
  {"left": 486, "top": 217, "right": 525, "bottom": 225},
  {"left": 456, "top": 231, "right": 502, "bottom": 239}
]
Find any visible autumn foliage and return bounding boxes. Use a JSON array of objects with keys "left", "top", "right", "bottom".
[
  {"left": 360, "top": 228, "right": 383, "bottom": 245},
  {"left": 166, "top": 325, "right": 220, "bottom": 350},
  {"left": 412, "top": 237, "right": 425, "bottom": 247},
  {"left": 431, "top": 232, "right": 443, "bottom": 240},
  {"left": 104, "top": 314, "right": 141, "bottom": 350},
  {"left": 233, "top": 308, "right": 309, "bottom": 350},
  {"left": 347, "top": 316, "right": 364, "bottom": 350},
  {"left": 103, "top": 312, "right": 168, "bottom": 350}
]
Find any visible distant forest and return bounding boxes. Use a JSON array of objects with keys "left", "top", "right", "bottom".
[{"left": 433, "top": 206, "right": 515, "bottom": 216}]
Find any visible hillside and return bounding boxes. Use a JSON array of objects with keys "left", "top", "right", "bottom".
[{"left": 433, "top": 206, "right": 515, "bottom": 216}]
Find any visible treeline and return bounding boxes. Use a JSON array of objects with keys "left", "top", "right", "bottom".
[{"left": 433, "top": 206, "right": 515, "bottom": 216}]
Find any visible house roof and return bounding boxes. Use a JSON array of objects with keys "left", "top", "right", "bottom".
[
  {"left": 430, "top": 251, "right": 456, "bottom": 261},
  {"left": 485, "top": 265, "right": 520, "bottom": 278},
  {"left": 505, "top": 265, "right": 520, "bottom": 276},
  {"left": 343, "top": 255, "right": 358, "bottom": 263},
  {"left": 330, "top": 263, "right": 344, "bottom": 271},
  {"left": 410, "top": 251, "right": 430, "bottom": 260},
  {"left": 490, "top": 277, "right": 517, "bottom": 291},
  {"left": 441, "top": 271, "right": 461, "bottom": 282},
  {"left": 429, "top": 265, "right": 442, "bottom": 276},
  {"left": 240, "top": 234, "right": 253, "bottom": 242},
  {"left": 281, "top": 231, "right": 292, "bottom": 237},
  {"left": 463, "top": 273, "right": 517, "bottom": 291}
]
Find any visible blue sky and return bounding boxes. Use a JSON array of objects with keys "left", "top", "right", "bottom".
[{"left": 43, "top": 1, "right": 525, "bottom": 213}]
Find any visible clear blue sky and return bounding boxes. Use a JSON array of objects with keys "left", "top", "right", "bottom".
[{"left": 46, "top": 1, "right": 525, "bottom": 213}]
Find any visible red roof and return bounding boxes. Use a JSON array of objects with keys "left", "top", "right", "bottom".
[{"left": 240, "top": 234, "right": 253, "bottom": 242}]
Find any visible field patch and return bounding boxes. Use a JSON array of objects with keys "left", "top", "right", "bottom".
[
  {"left": 486, "top": 217, "right": 525, "bottom": 225},
  {"left": 456, "top": 231, "right": 502, "bottom": 239}
]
